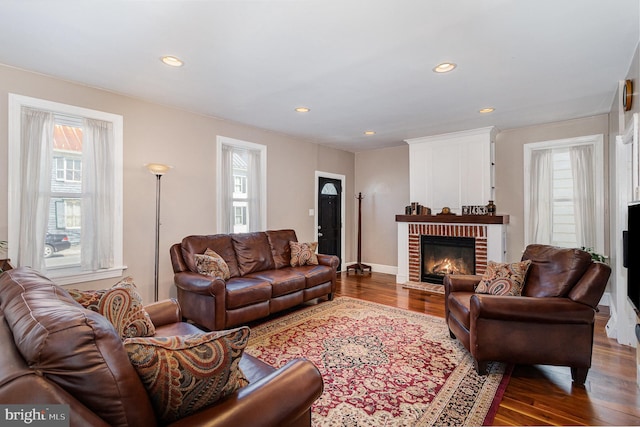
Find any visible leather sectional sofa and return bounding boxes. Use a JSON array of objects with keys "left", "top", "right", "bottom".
[
  {"left": 170, "top": 229, "right": 340, "bottom": 331},
  {"left": 0, "top": 267, "right": 323, "bottom": 427}
]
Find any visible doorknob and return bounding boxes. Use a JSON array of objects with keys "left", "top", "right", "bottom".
[{"left": 318, "top": 232, "right": 323, "bottom": 237}]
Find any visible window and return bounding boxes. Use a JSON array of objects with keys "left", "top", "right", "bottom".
[
  {"left": 54, "top": 156, "right": 82, "bottom": 182},
  {"left": 216, "top": 136, "right": 267, "bottom": 233},
  {"left": 524, "top": 134, "right": 604, "bottom": 253},
  {"left": 8, "top": 94, "right": 124, "bottom": 284}
]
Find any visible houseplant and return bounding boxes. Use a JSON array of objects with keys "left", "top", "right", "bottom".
[
  {"left": 580, "top": 246, "right": 607, "bottom": 263},
  {"left": 0, "top": 240, "right": 11, "bottom": 273}
]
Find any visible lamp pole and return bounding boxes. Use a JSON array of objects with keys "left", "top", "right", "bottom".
[
  {"left": 153, "top": 173, "right": 162, "bottom": 302},
  {"left": 146, "top": 163, "right": 171, "bottom": 301}
]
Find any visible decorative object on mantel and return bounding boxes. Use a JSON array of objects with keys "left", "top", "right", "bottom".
[
  {"left": 462, "top": 205, "right": 488, "bottom": 215},
  {"left": 487, "top": 200, "right": 496, "bottom": 215},
  {"left": 405, "top": 202, "right": 431, "bottom": 215},
  {"left": 437, "top": 206, "right": 455, "bottom": 215},
  {"left": 347, "top": 192, "right": 371, "bottom": 275}
]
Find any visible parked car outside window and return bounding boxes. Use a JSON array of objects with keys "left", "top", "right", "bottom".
[{"left": 45, "top": 232, "right": 71, "bottom": 258}]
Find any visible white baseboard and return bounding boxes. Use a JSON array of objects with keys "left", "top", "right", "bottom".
[{"left": 599, "top": 291, "right": 611, "bottom": 307}]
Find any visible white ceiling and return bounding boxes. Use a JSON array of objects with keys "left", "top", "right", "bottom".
[{"left": 0, "top": 0, "right": 638, "bottom": 152}]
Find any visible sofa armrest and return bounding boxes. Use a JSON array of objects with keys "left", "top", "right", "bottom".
[
  {"left": 444, "top": 274, "right": 481, "bottom": 293},
  {"left": 317, "top": 254, "right": 339, "bottom": 270},
  {"left": 167, "top": 358, "right": 323, "bottom": 427},
  {"left": 470, "top": 294, "right": 595, "bottom": 324},
  {"left": 144, "top": 298, "right": 181, "bottom": 327},
  {"left": 174, "top": 271, "right": 227, "bottom": 295}
]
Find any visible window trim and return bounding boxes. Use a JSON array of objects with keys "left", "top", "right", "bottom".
[
  {"left": 8, "top": 93, "right": 125, "bottom": 284},
  {"left": 523, "top": 134, "right": 605, "bottom": 253},
  {"left": 216, "top": 136, "right": 267, "bottom": 232}
]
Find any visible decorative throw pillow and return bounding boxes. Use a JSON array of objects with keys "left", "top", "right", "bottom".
[
  {"left": 475, "top": 260, "right": 532, "bottom": 296},
  {"left": 290, "top": 241, "right": 319, "bottom": 267},
  {"left": 124, "top": 327, "right": 250, "bottom": 424},
  {"left": 68, "top": 277, "right": 156, "bottom": 339},
  {"left": 194, "top": 248, "right": 231, "bottom": 280}
]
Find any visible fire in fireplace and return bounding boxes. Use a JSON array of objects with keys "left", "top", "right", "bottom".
[{"left": 421, "top": 235, "right": 475, "bottom": 284}]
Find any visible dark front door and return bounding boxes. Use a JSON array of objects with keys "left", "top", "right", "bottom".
[{"left": 318, "top": 177, "right": 342, "bottom": 269}]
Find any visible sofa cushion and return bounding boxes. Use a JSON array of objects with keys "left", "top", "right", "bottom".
[
  {"left": 521, "top": 244, "right": 593, "bottom": 297},
  {"left": 68, "top": 277, "right": 156, "bottom": 339},
  {"left": 290, "top": 241, "right": 319, "bottom": 267},
  {"left": 194, "top": 248, "right": 231, "bottom": 280},
  {"left": 245, "top": 269, "right": 306, "bottom": 297},
  {"left": 124, "top": 327, "right": 250, "bottom": 424},
  {"left": 225, "top": 277, "right": 273, "bottom": 309},
  {"left": 475, "top": 260, "right": 532, "bottom": 296},
  {"left": 294, "top": 264, "right": 334, "bottom": 288},
  {"left": 266, "top": 229, "right": 298, "bottom": 269},
  {"left": 0, "top": 267, "right": 156, "bottom": 427},
  {"left": 232, "top": 232, "right": 275, "bottom": 275},
  {"left": 182, "top": 234, "right": 241, "bottom": 278}
]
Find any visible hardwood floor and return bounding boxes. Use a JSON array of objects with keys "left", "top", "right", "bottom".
[{"left": 334, "top": 272, "right": 640, "bottom": 426}]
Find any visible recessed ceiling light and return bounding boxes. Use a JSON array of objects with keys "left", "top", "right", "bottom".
[
  {"left": 295, "top": 107, "right": 311, "bottom": 113},
  {"left": 364, "top": 131, "right": 376, "bottom": 136},
  {"left": 479, "top": 107, "right": 495, "bottom": 114},
  {"left": 161, "top": 56, "right": 184, "bottom": 67},
  {"left": 433, "top": 62, "right": 457, "bottom": 73}
]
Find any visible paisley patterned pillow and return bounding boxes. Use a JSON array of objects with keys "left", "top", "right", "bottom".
[
  {"left": 68, "top": 277, "right": 156, "bottom": 339},
  {"left": 124, "top": 327, "right": 250, "bottom": 424},
  {"left": 475, "top": 260, "right": 532, "bottom": 296},
  {"left": 290, "top": 241, "right": 319, "bottom": 267},
  {"left": 194, "top": 248, "right": 231, "bottom": 280}
]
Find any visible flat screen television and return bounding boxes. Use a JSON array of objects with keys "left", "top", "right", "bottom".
[{"left": 627, "top": 202, "right": 640, "bottom": 312}]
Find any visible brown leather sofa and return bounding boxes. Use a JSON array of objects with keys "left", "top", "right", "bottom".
[
  {"left": 170, "top": 229, "right": 339, "bottom": 331},
  {"left": 0, "top": 267, "right": 323, "bottom": 427},
  {"left": 444, "top": 244, "right": 611, "bottom": 385}
]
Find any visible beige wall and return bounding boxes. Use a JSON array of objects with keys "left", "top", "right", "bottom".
[
  {"left": 354, "top": 145, "right": 409, "bottom": 269},
  {"left": 496, "top": 114, "right": 610, "bottom": 261},
  {"left": 0, "top": 64, "right": 355, "bottom": 301}
]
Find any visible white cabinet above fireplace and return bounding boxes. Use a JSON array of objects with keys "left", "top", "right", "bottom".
[{"left": 405, "top": 126, "right": 497, "bottom": 213}]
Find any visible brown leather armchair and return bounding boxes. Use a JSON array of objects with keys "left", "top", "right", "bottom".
[{"left": 444, "top": 244, "right": 611, "bottom": 385}]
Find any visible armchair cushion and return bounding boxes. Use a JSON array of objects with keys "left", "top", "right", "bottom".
[
  {"left": 124, "top": 326, "right": 250, "bottom": 424},
  {"left": 195, "top": 248, "right": 231, "bottom": 280},
  {"left": 475, "top": 260, "right": 531, "bottom": 296},
  {"left": 521, "top": 244, "right": 592, "bottom": 297},
  {"left": 68, "top": 277, "right": 156, "bottom": 339}
]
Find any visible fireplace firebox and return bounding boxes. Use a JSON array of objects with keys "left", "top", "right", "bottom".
[{"left": 421, "top": 235, "right": 475, "bottom": 284}]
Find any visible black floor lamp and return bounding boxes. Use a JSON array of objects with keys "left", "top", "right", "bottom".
[{"left": 146, "top": 163, "right": 172, "bottom": 301}]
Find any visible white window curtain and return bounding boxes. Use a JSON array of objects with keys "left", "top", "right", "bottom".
[
  {"left": 220, "top": 144, "right": 235, "bottom": 233},
  {"left": 246, "top": 147, "right": 262, "bottom": 232},
  {"left": 570, "top": 144, "right": 596, "bottom": 249},
  {"left": 81, "top": 118, "right": 115, "bottom": 270},
  {"left": 527, "top": 148, "right": 553, "bottom": 244},
  {"left": 18, "top": 107, "right": 54, "bottom": 271}
]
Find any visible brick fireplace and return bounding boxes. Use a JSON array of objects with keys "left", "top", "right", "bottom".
[
  {"left": 408, "top": 223, "right": 488, "bottom": 283},
  {"left": 396, "top": 215, "right": 508, "bottom": 284}
]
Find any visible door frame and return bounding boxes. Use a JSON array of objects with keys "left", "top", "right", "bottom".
[{"left": 315, "top": 171, "right": 346, "bottom": 272}]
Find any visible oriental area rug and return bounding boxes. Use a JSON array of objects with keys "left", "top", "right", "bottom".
[{"left": 245, "top": 297, "right": 510, "bottom": 427}]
